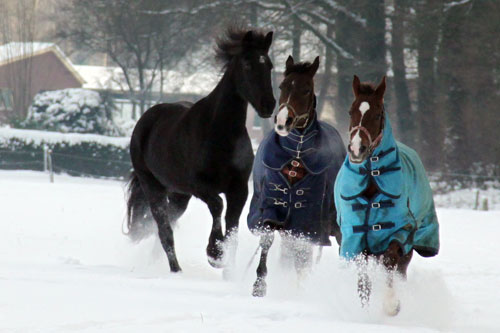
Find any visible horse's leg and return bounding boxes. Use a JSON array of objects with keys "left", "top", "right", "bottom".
[
  {"left": 293, "top": 239, "right": 313, "bottom": 287},
  {"left": 252, "top": 231, "right": 275, "bottom": 297},
  {"left": 138, "top": 172, "right": 181, "bottom": 273},
  {"left": 167, "top": 192, "right": 191, "bottom": 223},
  {"left": 357, "top": 253, "right": 372, "bottom": 308},
  {"left": 221, "top": 183, "right": 248, "bottom": 277},
  {"left": 382, "top": 241, "right": 406, "bottom": 316},
  {"left": 199, "top": 193, "right": 225, "bottom": 268}
]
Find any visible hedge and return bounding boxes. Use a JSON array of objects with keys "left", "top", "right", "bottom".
[{"left": 0, "top": 127, "right": 131, "bottom": 179}]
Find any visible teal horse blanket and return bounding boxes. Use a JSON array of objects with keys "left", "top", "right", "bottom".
[{"left": 334, "top": 114, "right": 440, "bottom": 260}]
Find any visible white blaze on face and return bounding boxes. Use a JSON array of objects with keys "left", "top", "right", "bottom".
[
  {"left": 275, "top": 94, "right": 292, "bottom": 136},
  {"left": 351, "top": 101, "right": 370, "bottom": 156},
  {"left": 259, "top": 55, "right": 266, "bottom": 64},
  {"left": 275, "top": 107, "right": 290, "bottom": 136}
]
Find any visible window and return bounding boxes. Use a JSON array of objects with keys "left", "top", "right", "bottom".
[{"left": 0, "top": 89, "right": 13, "bottom": 111}]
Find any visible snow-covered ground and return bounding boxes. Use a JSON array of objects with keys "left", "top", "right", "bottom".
[{"left": 1, "top": 170, "right": 499, "bottom": 332}]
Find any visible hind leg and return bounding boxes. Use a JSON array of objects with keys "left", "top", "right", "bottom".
[
  {"left": 138, "top": 172, "right": 181, "bottom": 273},
  {"left": 199, "top": 193, "right": 224, "bottom": 268},
  {"left": 167, "top": 192, "right": 191, "bottom": 223}
]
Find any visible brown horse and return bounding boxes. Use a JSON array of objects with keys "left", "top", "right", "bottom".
[
  {"left": 335, "top": 75, "right": 439, "bottom": 315},
  {"left": 248, "top": 56, "right": 345, "bottom": 296}
]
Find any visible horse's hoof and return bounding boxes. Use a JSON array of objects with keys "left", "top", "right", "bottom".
[
  {"left": 207, "top": 242, "right": 225, "bottom": 268},
  {"left": 383, "top": 290, "right": 401, "bottom": 316},
  {"left": 170, "top": 265, "right": 182, "bottom": 273},
  {"left": 252, "top": 278, "right": 267, "bottom": 297},
  {"left": 207, "top": 255, "right": 225, "bottom": 269}
]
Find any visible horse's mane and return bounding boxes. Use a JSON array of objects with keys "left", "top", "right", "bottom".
[
  {"left": 215, "top": 27, "right": 269, "bottom": 67},
  {"left": 285, "top": 61, "right": 313, "bottom": 76}
]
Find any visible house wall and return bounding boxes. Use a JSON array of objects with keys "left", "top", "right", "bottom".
[{"left": 0, "top": 51, "right": 82, "bottom": 120}]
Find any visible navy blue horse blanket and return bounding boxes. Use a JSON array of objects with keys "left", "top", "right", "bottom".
[
  {"left": 248, "top": 115, "right": 346, "bottom": 245},
  {"left": 334, "top": 114, "right": 440, "bottom": 259}
]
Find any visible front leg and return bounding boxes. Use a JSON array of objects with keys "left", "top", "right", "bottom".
[
  {"left": 200, "top": 194, "right": 225, "bottom": 268},
  {"left": 224, "top": 181, "right": 249, "bottom": 241},
  {"left": 382, "top": 242, "right": 403, "bottom": 316},
  {"left": 357, "top": 255, "right": 372, "bottom": 308},
  {"left": 252, "top": 231, "right": 274, "bottom": 297},
  {"left": 221, "top": 182, "right": 249, "bottom": 277}
]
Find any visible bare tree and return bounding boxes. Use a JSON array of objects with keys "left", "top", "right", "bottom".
[
  {"left": 56, "top": 0, "right": 215, "bottom": 117},
  {"left": 0, "top": 0, "right": 37, "bottom": 122}
]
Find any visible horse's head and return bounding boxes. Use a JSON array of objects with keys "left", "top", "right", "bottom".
[
  {"left": 348, "top": 75, "right": 386, "bottom": 164},
  {"left": 274, "top": 55, "right": 319, "bottom": 137},
  {"left": 216, "top": 28, "right": 276, "bottom": 118}
]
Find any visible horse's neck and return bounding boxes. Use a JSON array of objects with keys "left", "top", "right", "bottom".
[{"left": 205, "top": 69, "right": 248, "bottom": 134}]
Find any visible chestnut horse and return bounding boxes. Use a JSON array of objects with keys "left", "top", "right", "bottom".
[
  {"left": 334, "top": 75, "right": 439, "bottom": 315},
  {"left": 126, "top": 28, "right": 276, "bottom": 272},
  {"left": 248, "top": 56, "right": 345, "bottom": 296}
]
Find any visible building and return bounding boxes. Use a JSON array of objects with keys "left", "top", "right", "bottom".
[{"left": 0, "top": 42, "right": 85, "bottom": 121}]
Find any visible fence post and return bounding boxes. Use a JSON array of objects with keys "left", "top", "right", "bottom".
[
  {"left": 48, "top": 148, "right": 54, "bottom": 183},
  {"left": 43, "top": 145, "right": 48, "bottom": 172},
  {"left": 43, "top": 145, "right": 54, "bottom": 183},
  {"left": 474, "top": 190, "right": 480, "bottom": 210}
]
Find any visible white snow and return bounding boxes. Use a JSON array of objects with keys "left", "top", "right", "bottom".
[
  {"left": 0, "top": 127, "right": 129, "bottom": 148},
  {"left": 0, "top": 42, "right": 55, "bottom": 64},
  {"left": 1, "top": 170, "right": 499, "bottom": 332},
  {"left": 74, "top": 65, "right": 217, "bottom": 95}
]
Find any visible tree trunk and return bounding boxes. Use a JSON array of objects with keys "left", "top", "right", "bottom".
[
  {"left": 292, "top": 17, "right": 301, "bottom": 61},
  {"left": 391, "top": 0, "right": 413, "bottom": 145},
  {"left": 335, "top": 1, "right": 359, "bottom": 131},
  {"left": 317, "top": 23, "right": 333, "bottom": 118},
  {"left": 358, "top": 0, "right": 386, "bottom": 81},
  {"left": 415, "top": 0, "right": 443, "bottom": 170},
  {"left": 436, "top": 2, "right": 469, "bottom": 179}
]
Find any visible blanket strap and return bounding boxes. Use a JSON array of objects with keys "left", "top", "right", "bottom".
[
  {"left": 352, "top": 222, "right": 395, "bottom": 233},
  {"left": 359, "top": 166, "right": 401, "bottom": 176},
  {"left": 352, "top": 200, "right": 394, "bottom": 211}
]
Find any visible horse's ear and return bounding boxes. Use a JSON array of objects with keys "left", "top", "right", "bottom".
[
  {"left": 375, "top": 75, "right": 386, "bottom": 100},
  {"left": 308, "top": 56, "right": 320, "bottom": 76},
  {"left": 286, "top": 55, "right": 294, "bottom": 70},
  {"left": 352, "top": 75, "right": 361, "bottom": 98},
  {"left": 243, "top": 30, "right": 253, "bottom": 44},
  {"left": 264, "top": 31, "right": 273, "bottom": 52}
]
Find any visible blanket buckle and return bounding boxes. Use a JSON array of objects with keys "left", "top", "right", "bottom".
[
  {"left": 371, "top": 170, "right": 380, "bottom": 176},
  {"left": 372, "top": 224, "right": 382, "bottom": 231}
]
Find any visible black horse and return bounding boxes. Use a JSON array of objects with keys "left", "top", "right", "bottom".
[{"left": 126, "top": 28, "right": 276, "bottom": 272}]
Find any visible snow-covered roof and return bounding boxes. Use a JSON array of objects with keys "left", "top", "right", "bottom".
[
  {"left": 0, "top": 42, "right": 85, "bottom": 84},
  {"left": 74, "top": 65, "right": 217, "bottom": 95},
  {"left": 0, "top": 42, "right": 54, "bottom": 63}
]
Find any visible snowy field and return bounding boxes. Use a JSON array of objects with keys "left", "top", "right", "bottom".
[{"left": 1, "top": 170, "right": 499, "bottom": 332}]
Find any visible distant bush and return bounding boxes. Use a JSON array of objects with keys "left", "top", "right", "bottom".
[
  {"left": 0, "top": 128, "right": 130, "bottom": 178},
  {"left": 22, "top": 88, "right": 121, "bottom": 136}
]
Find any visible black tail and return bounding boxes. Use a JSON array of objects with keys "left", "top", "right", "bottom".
[{"left": 125, "top": 171, "right": 155, "bottom": 241}]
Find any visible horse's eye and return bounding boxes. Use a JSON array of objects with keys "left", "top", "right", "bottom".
[
  {"left": 349, "top": 110, "right": 353, "bottom": 116},
  {"left": 243, "top": 61, "right": 251, "bottom": 70},
  {"left": 303, "top": 90, "right": 311, "bottom": 95}
]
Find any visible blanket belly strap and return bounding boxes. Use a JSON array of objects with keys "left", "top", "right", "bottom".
[
  {"left": 352, "top": 221, "right": 395, "bottom": 233},
  {"left": 352, "top": 200, "right": 394, "bottom": 211}
]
